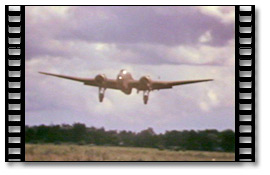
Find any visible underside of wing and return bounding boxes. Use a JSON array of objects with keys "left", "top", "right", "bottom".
[
  {"left": 39, "top": 72, "right": 94, "bottom": 83},
  {"left": 129, "top": 79, "right": 213, "bottom": 91},
  {"left": 84, "top": 78, "right": 119, "bottom": 90},
  {"left": 152, "top": 79, "right": 213, "bottom": 90},
  {"left": 39, "top": 72, "right": 119, "bottom": 90}
]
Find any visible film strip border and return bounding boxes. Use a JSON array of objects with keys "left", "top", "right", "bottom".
[
  {"left": 235, "top": 5, "right": 255, "bottom": 162},
  {"left": 5, "top": 6, "right": 25, "bottom": 162}
]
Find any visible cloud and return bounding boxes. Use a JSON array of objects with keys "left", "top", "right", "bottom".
[
  {"left": 113, "top": 38, "right": 235, "bottom": 66},
  {"left": 197, "top": 6, "right": 235, "bottom": 24},
  {"left": 199, "top": 31, "right": 212, "bottom": 43}
]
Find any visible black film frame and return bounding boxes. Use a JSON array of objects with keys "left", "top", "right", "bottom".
[{"left": 235, "top": 5, "right": 256, "bottom": 162}]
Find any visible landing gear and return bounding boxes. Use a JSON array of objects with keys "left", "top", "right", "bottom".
[
  {"left": 98, "top": 87, "right": 106, "bottom": 102},
  {"left": 143, "top": 90, "right": 150, "bottom": 104}
]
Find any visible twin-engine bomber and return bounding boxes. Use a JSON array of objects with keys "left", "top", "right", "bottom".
[{"left": 39, "top": 69, "right": 213, "bottom": 104}]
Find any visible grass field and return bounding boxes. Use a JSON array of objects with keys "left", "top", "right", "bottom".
[{"left": 26, "top": 144, "right": 235, "bottom": 161}]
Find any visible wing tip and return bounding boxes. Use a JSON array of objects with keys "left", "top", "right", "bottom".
[
  {"left": 39, "top": 71, "right": 49, "bottom": 75},
  {"left": 39, "top": 72, "right": 57, "bottom": 77},
  {"left": 204, "top": 79, "right": 214, "bottom": 82}
]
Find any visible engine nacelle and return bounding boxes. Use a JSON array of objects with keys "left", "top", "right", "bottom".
[
  {"left": 139, "top": 76, "right": 152, "bottom": 89},
  {"left": 95, "top": 74, "right": 107, "bottom": 86}
]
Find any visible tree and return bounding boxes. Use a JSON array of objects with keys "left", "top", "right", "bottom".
[
  {"left": 71, "top": 123, "right": 87, "bottom": 142},
  {"left": 135, "top": 128, "right": 157, "bottom": 147},
  {"left": 219, "top": 130, "right": 235, "bottom": 152}
]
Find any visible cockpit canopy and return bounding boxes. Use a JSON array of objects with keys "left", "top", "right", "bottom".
[
  {"left": 117, "top": 69, "right": 133, "bottom": 81},
  {"left": 120, "top": 69, "right": 127, "bottom": 74}
]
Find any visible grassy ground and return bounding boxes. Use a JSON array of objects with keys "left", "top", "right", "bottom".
[{"left": 25, "top": 144, "right": 235, "bottom": 161}]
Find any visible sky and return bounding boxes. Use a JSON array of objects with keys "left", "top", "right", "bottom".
[{"left": 25, "top": 6, "right": 235, "bottom": 133}]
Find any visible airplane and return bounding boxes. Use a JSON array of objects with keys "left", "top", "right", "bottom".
[{"left": 39, "top": 69, "right": 213, "bottom": 104}]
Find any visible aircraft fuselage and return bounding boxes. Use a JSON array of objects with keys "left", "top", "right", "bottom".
[{"left": 116, "top": 69, "right": 133, "bottom": 95}]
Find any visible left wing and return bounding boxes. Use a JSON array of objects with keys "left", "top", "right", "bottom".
[
  {"left": 130, "top": 79, "right": 213, "bottom": 90},
  {"left": 39, "top": 72, "right": 119, "bottom": 90}
]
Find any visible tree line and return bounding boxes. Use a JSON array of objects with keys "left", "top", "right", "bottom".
[{"left": 25, "top": 123, "right": 235, "bottom": 152}]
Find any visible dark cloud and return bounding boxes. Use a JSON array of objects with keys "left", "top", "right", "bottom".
[
  {"left": 26, "top": 6, "right": 234, "bottom": 62},
  {"left": 59, "top": 6, "right": 234, "bottom": 46}
]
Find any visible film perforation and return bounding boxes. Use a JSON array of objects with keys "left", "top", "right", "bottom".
[
  {"left": 236, "top": 5, "right": 255, "bottom": 162},
  {"left": 5, "top": 5, "right": 25, "bottom": 162}
]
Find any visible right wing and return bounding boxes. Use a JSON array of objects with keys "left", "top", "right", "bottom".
[
  {"left": 39, "top": 72, "right": 119, "bottom": 90},
  {"left": 129, "top": 79, "right": 213, "bottom": 90},
  {"left": 151, "top": 79, "right": 213, "bottom": 90}
]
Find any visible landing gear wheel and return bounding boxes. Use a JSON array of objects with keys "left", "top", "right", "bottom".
[
  {"left": 99, "top": 93, "right": 104, "bottom": 102},
  {"left": 98, "top": 87, "right": 106, "bottom": 102},
  {"left": 143, "top": 95, "right": 148, "bottom": 104},
  {"left": 143, "top": 90, "right": 150, "bottom": 104}
]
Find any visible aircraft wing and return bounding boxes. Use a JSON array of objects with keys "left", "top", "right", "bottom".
[
  {"left": 151, "top": 79, "right": 213, "bottom": 90},
  {"left": 130, "top": 79, "right": 213, "bottom": 90},
  {"left": 39, "top": 72, "right": 119, "bottom": 89}
]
